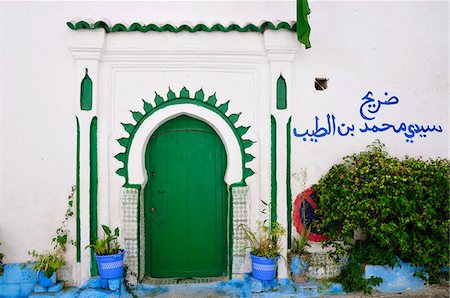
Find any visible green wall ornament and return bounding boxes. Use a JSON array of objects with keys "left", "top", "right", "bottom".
[
  {"left": 115, "top": 87, "right": 255, "bottom": 187},
  {"left": 67, "top": 21, "right": 296, "bottom": 34},
  {"left": 80, "top": 69, "right": 92, "bottom": 111},
  {"left": 277, "top": 75, "right": 287, "bottom": 110}
]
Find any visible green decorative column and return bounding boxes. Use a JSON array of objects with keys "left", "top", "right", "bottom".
[
  {"left": 264, "top": 29, "right": 299, "bottom": 279},
  {"left": 68, "top": 29, "right": 105, "bottom": 285}
]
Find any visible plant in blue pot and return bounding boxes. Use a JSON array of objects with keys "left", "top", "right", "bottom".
[
  {"left": 240, "top": 220, "right": 286, "bottom": 281},
  {"left": 289, "top": 227, "right": 310, "bottom": 283},
  {"left": 28, "top": 249, "right": 65, "bottom": 287},
  {"left": 86, "top": 225, "right": 125, "bottom": 279}
]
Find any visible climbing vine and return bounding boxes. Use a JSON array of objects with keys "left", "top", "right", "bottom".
[{"left": 52, "top": 186, "right": 76, "bottom": 251}]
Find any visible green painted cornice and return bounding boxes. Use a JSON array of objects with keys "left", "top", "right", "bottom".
[{"left": 67, "top": 20, "right": 296, "bottom": 33}]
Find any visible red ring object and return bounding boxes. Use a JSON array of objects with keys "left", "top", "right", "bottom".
[{"left": 293, "top": 187, "right": 326, "bottom": 242}]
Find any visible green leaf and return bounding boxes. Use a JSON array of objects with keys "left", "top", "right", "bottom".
[
  {"left": 167, "top": 89, "right": 176, "bottom": 101},
  {"left": 142, "top": 99, "right": 153, "bottom": 113},
  {"left": 114, "top": 152, "right": 126, "bottom": 162},
  {"left": 228, "top": 113, "right": 241, "bottom": 124},
  {"left": 121, "top": 123, "right": 135, "bottom": 135},
  {"left": 180, "top": 87, "right": 190, "bottom": 98},
  {"left": 194, "top": 89, "right": 204, "bottom": 101},
  {"left": 217, "top": 101, "right": 229, "bottom": 113},
  {"left": 102, "top": 225, "right": 111, "bottom": 236},
  {"left": 131, "top": 111, "right": 144, "bottom": 122},
  {"left": 116, "top": 167, "right": 126, "bottom": 177},
  {"left": 245, "top": 153, "right": 255, "bottom": 162},
  {"left": 242, "top": 139, "right": 254, "bottom": 149},
  {"left": 237, "top": 126, "right": 250, "bottom": 137},
  {"left": 117, "top": 138, "right": 129, "bottom": 147},
  {"left": 114, "top": 227, "right": 119, "bottom": 237},
  {"left": 154, "top": 92, "right": 165, "bottom": 105},
  {"left": 206, "top": 93, "right": 217, "bottom": 106}
]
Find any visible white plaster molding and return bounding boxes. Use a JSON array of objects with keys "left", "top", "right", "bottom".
[
  {"left": 127, "top": 104, "right": 243, "bottom": 186},
  {"left": 263, "top": 30, "right": 299, "bottom": 62},
  {"left": 67, "top": 30, "right": 106, "bottom": 60}
]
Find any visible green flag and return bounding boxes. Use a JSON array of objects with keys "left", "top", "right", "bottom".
[{"left": 297, "top": 0, "right": 311, "bottom": 48}]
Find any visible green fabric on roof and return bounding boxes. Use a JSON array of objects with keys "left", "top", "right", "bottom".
[{"left": 297, "top": 0, "right": 311, "bottom": 48}]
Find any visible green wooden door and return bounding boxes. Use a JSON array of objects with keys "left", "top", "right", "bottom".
[{"left": 144, "top": 115, "right": 228, "bottom": 278}]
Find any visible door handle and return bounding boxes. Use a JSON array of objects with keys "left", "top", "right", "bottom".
[{"left": 150, "top": 207, "right": 156, "bottom": 212}]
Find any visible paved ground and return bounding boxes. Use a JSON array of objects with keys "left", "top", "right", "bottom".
[{"left": 330, "top": 284, "right": 449, "bottom": 298}]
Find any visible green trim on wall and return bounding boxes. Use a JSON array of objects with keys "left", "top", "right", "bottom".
[
  {"left": 76, "top": 117, "right": 81, "bottom": 263},
  {"left": 286, "top": 117, "right": 292, "bottom": 249},
  {"left": 114, "top": 88, "right": 255, "bottom": 187},
  {"left": 270, "top": 115, "right": 277, "bottom": 224},
  {"left": 276, "top": 75, "right": 287, "bottom": 110},
  {"left": 80, "top": 69, "right": 93, "bottom": 111},
  {"left": 135, "top": 186, "right": 142, "bottom": 278},
  {"left": 67, "top": 21, "right": 296, "bottom": 34},
  {"left": 89, "top": 117, "right": 99, "bottom": 276}
]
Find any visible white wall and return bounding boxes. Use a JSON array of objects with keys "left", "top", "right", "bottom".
[{"left": 0, "top": 0, "right": 447, "bottom": 271}]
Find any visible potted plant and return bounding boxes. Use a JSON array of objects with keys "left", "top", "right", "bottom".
[
  {"left": 86, "top": 224, "right": 125, "bottom": 279},
  {"left": 289, "top": 228, "right": 310, "bottom": 283},
  {"left": 240, "top": 220, "right": 286, "bottom": 281},
  {"left": 28, "top": 249, "right": 65, "bottom": 287}
]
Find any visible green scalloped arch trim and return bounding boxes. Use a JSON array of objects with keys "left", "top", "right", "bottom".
[
  {"left": 115, "top": 88, "right": 255, "bottom": 187},
  {"left": 67, "top": 21, "right": 296, "bottom": 34}
]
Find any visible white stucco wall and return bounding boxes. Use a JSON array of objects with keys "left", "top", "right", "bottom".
[{"left": 0, "top": 0, "right": 447, "bottom": 283}]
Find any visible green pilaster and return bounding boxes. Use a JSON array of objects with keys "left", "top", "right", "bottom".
[
  {"left": 276, "top": 75, "right": 287, "bottom": 110},
  {"left": 271, "top": 115, "right": 277, "bottom": 223},
  {"left": 89, "top": 117, "right": 98, "bottom": 276},
  {"left": 80, "top": 69, "right": 93, "bottom": 111},
  {"left": 286, "top": 117, "right": 292, "bottom": 248},
  {"left": 76, "top": 117, "right": 81, "bottom": 263}
]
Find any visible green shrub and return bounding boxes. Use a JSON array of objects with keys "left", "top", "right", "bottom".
[{"left": 314, "top": 140, "right": 449, "bottom": 283}]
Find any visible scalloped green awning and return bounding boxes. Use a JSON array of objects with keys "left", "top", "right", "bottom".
[{"left": 66, "top": 20, "right": 296, "bottom": 34}]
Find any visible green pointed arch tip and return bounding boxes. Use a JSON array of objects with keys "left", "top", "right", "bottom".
[
  {"left": 194, "top": 89, "right": 205, "bottom": 101},
  {"left": 166, "top": 89, "right": 176, "bottom": 101},
  {"left": 206, "top": 93, "right": 217, "bottom": 106},
  {"left": 114, "top": 152, "right": 126, "bottom": 162},
  {"left": 76, "top": 21, "right": 91, "bottom": 30},
  {"left": 217, "top": 101, "right": 229, "bottom": 114},
  {"left": 132, "top": 111, "right": 144, "bottom": 122},
  {"left": 242, "top": 139, "right": 254, "bottom": 149},
  {"left": 245, "top": 153, "right": 255, "bottom": 162},
  {"left": 228, "top": 113, "right": 241, "bottom": 124},
  {"left": 117, "top": 138, "right": 129, "bottom": 147},
  {"left": 142, "top": 99, "right": 153, "bottom": 113},
  {"left": 154, "top": 92, "right": 165, "bottom": 105},
  {"left": 179, "top": 87, "right": 190, "bottom": 98},
  {"left": 237, "top": 126, "right": 250, "bottom": 137},
  {"left": 121, "top": 123, "right": 135, "bottom": 135},
  {"left": 116, "top": 167, "right": 127, "bottom": 177}
]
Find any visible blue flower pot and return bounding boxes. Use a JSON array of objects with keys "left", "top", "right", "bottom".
[
  {"left": 37, "top": 271, "right": 56, "bottom": 287},
  {"left": 250, "top": 253, "right": 278, "bottom": 281},
  {"left": 95, "top": 250, "right": 125, "bottom": 279}
]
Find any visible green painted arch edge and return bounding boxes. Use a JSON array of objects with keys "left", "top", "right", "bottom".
[
  {"left": 67, "top": 21, "right": 296, "bottom": 34},
  {"left": 115, "top": 88, "right": 256, "bottom": 188}
]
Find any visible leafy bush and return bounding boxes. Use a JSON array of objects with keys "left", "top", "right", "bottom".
[
  {"left": 314, "top": 140, "right": 449, "bottom": 283},
  {"left": 337, "top": 261, "right": 382, "bottom": 294}
]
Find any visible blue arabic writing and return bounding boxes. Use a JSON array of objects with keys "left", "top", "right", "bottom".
[{"left": 293, "top": 91, "right": 443, "bottom": 143}]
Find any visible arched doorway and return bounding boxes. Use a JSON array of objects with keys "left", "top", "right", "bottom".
[{"left": 144, "top": 115, "right": 228, "bottom": 278}]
